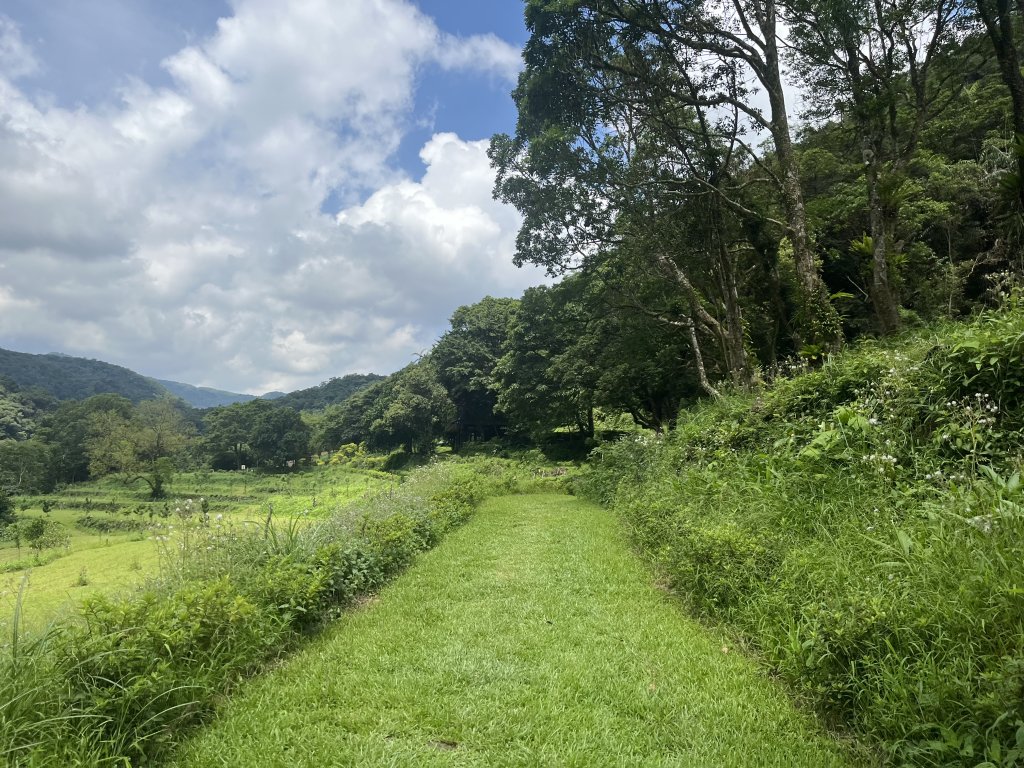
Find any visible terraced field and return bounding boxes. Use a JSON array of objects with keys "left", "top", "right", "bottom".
[{"left": 1, "top": 466, "right": 390, "bottom": 631}]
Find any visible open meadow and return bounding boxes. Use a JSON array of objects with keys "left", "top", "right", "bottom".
[{"left": 1, "top": 465, "right": 391, "bottom": 632}]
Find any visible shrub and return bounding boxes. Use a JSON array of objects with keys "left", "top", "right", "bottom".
[
  {"left": 76, "top": 514, "right": 148, "bottom": 533},
  {"left": 0, "top": 458, "right": 518, "bottom": 765},
  {"left": 583, "top": 306, "right": 1024, "bottom": 766}
]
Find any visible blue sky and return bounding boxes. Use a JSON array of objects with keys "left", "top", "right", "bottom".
[{"left": 0, "top": 1, "right": 543, "bottom": 393}]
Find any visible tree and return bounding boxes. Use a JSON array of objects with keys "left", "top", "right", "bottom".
[
  {"left": 973, "top": 1, "right": 1024, "bottom": 189},
  {"left": 0, "top": 439, "right": 53, "bottom": 495},
  {"left": 87, "top": 399, "right": 192, "bottom": 498},
  {"left": 498, "top": 272, "right": 700, "bottom": 436},
  {"left": 202, "top": 402, "right": 255, "bottom": 469},
  {"left": 248, "top": 406, "right": 311, "bottom": 469},
  {"left": 38, "top": 394, "right": 134, "bottom": 485},
  {"left": 492, "top": 2, "right": 766, "bottom": 388},
  {"left": 0, "top": 490, "right": 15, "bottom": 529},
  {"left": 784, "top": 0, "right": 960, "bottom": 333},
  {"left": 495, "top": 0, "right": 841, "bottom": 347},
  {"left": 497, "top": 284, "right": 599, "bottom": 438},
  {"left": 368, "top": 361, "right": 456, "bottom": 454},
  {"left": 432, "top": 297, "right": 519, "bottom": 446},
  {"left": 22, "top": 518, "right": 69, "bottom": 561},
  {"left": 314, "top": 382, "right": 388, "bottom": 451}
]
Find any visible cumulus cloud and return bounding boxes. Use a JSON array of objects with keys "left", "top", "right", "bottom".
[{"left": 0, "top": 1, "right": 542, "bottom": 394}]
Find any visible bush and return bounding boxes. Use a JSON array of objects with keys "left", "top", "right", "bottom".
[
  {"left": 0, "top": 457, "right": 519, "bottom": 765},
  {"left": 76, "top": 515, "right": 148, "bottom": 533},
  {"left": 0, "top": 489, "right": 15, "bottom": 527},
  {"left": 581, "top": 306, "right": 1024, "bottom": 766}
]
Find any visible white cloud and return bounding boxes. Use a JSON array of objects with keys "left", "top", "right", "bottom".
[
  {"left": 436, "top": 32, "right": 523, "bottom": 83},
  {"left": 0, "top": 16, "right": 38, "bottom": 80},
  {"left": 0, "top": 3, "right": 539, "bottom": 394}
]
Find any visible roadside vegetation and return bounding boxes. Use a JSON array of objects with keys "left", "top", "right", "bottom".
[
  {"left": 171, "top": 494, "right": 857, "bottom": 768},
  {"left": 0, "top": 466, "right": 390, "bottom": 630},
  {"left": 0, "top": 458, "right": 522, "bottom": 766},
  {"left": 573, "top": 303, "right": 1024, "bottom": 767}
]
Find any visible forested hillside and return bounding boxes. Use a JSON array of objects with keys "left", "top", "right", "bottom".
[
  {"left": 0, "top": 348, "right": 166, "bottom": 404},
  {"left": 270, "top": 373, "right": 385, "bottom": 412}
]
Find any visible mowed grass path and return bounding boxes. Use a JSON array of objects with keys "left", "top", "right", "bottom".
[{"left": 171, "top": 494, "right": 858, "bottom": 768}]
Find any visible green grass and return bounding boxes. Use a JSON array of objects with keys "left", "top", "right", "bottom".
[
  {"left": 170, "top": 494, "right": 858, "bottom": 768},
  {"left": 570, "top": 306, "right": 1024, "bottom": 765},
  {"left": 0, "top": 538, "right": 156, "bottom": 628},
  {"left": 1, "top": 466, "right": 390, "bottom": 631}
]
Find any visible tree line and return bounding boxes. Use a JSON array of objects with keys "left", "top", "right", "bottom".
[
  {"left": 4, "top": 0, "right": 1024, "bottom": 500},
  {"left": 489, "top": 0, "right": 1024, "bottom": 396}
]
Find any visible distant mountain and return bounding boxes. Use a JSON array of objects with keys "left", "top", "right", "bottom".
[
  {"left": 154, "top": 379, "right": 257, "bottom": 409},
  {"left": 0, "top": 346, "right": 383, "bottom": 411},
  {"left": 0, "top": 347, "right": 167, "bottom": 403},
  {"left": 273, "top": 373, "right": 385, "bottom": 411}
]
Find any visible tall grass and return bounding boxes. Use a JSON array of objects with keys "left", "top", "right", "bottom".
[
  {"left": 573, "top": 305, "right": 1024, "bottom": 767},
  {"left": 0, "top": 457, "right": 523, "bottom": 766}
]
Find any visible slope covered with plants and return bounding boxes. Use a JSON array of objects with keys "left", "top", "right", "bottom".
[
  {"left": 573, "top": 303, "right": 1024, "bottom": 766},
  {"left": 0, "top": 348, "right": 167, "bottom": 404}
]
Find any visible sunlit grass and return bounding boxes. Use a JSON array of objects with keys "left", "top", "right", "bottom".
[
  {"left": 171, "top": 494, "right": 859, "bottom": 768},
  {"left": 1, "top": 465, "right": 390, "bottom": 631}
]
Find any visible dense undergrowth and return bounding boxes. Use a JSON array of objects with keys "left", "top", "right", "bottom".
[
  {"left": 0, "top": 457, "right": 532, "bottom": 766},
  {"left": 573, "top": 304, "right": 1024, "bottom": 767}
]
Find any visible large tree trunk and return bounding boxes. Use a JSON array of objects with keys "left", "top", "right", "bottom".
[
  {"left": 866, "top": 150, "right": 902, "bottom": 334},
  {"left": 761, "top": 8, "right": 842, "bottom": 349},
  {"left": 712, "top": 206, "right": 755, "bottom": 388},
  {"left": 684, "top": 316, "right": 721, "bottom": 399}
]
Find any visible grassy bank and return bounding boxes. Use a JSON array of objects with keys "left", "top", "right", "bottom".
[
  {"left": 0, "top": 458, "right": 516, "bottom": 766},
  {"left": 0, "top": 465, "right": 390, "bottom": 629},
  {"left": 171, "top": 494, "right": 856, "bottom": 767},
  {"left": 573, "top": 305, "right": 1024, "bottom": 766}
]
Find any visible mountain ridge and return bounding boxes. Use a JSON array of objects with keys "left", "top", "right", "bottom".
[{"left": 0, "top": 347, "right": 381, "bottom": 411}]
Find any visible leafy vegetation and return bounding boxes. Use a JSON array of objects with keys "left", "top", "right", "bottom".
[
  {"left": 0, "top": 347, "right": 167, "bottom": 403},
  {"left": 572, "top": 303, "right": 1024, "bottom": 766},
  {"left": 0, "top": 458, "right": 514, "bottom": 766},
  {"left": 171, "top": 494, "right": 856, "bottom": 768},
  {"left": 269, "top": 373, "right": 384, "bottom": 412}
]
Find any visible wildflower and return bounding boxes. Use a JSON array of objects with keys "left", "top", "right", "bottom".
[{"left": 967, "top": 515, "right": 994, "bottom": 534}]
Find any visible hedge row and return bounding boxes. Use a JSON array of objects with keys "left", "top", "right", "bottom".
[{"left": 1, "top": 458, "right": 517, "bottom": 766}]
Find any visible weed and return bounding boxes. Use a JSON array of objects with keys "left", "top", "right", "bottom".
[{"left": 576, "top": 306, "right": 1024, "bottom": 765}]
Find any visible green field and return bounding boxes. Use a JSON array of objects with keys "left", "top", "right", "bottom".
[
  {"left": 170, "top": 494, "right": 859, "bottom": 768},
  {"left": 1, "top": 466, "right": 391, "bottom": 631}
]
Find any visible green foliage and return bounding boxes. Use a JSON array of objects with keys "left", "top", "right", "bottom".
[
  {"left": 87, "top": 399, "right": 193, "bottom": 497},
  {"left": 0, "top": 457, "right": 518, "bottom": 765},
  {"left": 0, "top": 346, "right": 167, "bottom": 403},
  {"left": 0, "top": 489, "right": 15, "bottom": 528},
  {"left": 432, "top": 296, "right": 518, "bottom": 444},
  {"left": 248, "top": 404, "right": 310, "bottom": 468},
  {"left": 21, "top": 518, "right": 70, "bottom": 559},
  {"left": 269, "top": 373, "right": 384, "bottom": 412},
  {"left": 576, "top": 307, "right": 1024, "bottom": 765}
]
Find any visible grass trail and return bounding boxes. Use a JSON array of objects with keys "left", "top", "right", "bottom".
[{"left": 171, "top": 494, "right": 859, "bottom": 768}]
